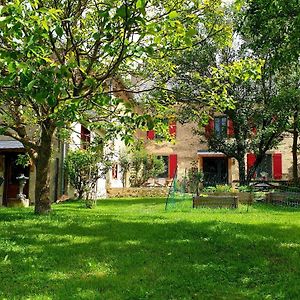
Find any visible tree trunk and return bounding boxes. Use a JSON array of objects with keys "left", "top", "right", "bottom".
[
  {"left": 292, "top": 111, "right": 299, "bottom": 185},
  {"left": 246, "top": 154, "right": 264, "bottom": 184},
  {"left": 237, "top": 156, "right": 246, "bottom": 186},
  {"left": 34, "top": 123, "right": 55, "bottom": 214},
  {"left": 77, "top": 189, "right": 84, "bottom": 199}
]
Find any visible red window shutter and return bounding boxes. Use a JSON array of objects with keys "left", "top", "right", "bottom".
[
  {"left": 247, "top": 153, "right": 256, "bottom": 171},
  {"left": 205, "top": 119, "right": 214, "bottom": 137},
  {"left": 147, "top": 130, "right": 155, "bottom": 140},
  {"left": 169, "top": 121, "right": 177, "bottom": 137},
  {"left": 227, "top": 119, "right": 234, "bottom": 137},
  {"left": 81, "top": 126, "right": 90, "bottom": 149},
  {"left": 169, "top": 154, "right": 177, "bottom": 179},
  {"left": 273, "top": 153, "right": 282, "bottom": 179}
]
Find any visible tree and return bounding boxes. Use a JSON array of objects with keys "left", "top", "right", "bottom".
[
  {"left": 117, "top": 0, "right": 234, "bottom": 126},
  {"left": 163, "top": 0, "right": 297, "bottom": 185},
  {"left": 239, "top": 0, "right": 300, "bottom": 67},
  {"left": 119, "top": 150, "right": 131, "bottom": 187},
  {"left": 275, "top": 65, "right": 300, "bottom": 184},
  {"left": 0, "top": 0, "right": 223, "bottom": 214},
  {"left": 206, "top": 57, "right": 290, "bottom": 184},
  {"left": 239, "top": 0, "right": 300, "bottom": 184},
  {"left": 164, "top": 34, "right": 289, "bottom": 185}
]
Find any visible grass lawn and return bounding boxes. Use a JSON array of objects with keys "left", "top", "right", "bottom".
[{"left": 0, "top": 198, "right": 300, "bottom": 300}]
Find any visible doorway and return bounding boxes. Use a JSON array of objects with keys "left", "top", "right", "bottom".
[
  {"left": 3, "top": 153, "right": 29, "bottom": 206},
  {"left": 203, "top": 157, "right": 228, "bottom": 186}
]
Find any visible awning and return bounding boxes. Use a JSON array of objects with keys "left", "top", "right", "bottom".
[
  {"left": 197, "top": 150, "right": 226, "bottom": 157},
  {"left": 0, "top": 140, "right": 24, "bottom": 151}
]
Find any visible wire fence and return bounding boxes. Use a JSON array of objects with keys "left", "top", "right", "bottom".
[{"left": 165, "top": 169, "right": 300, "bottom": 211}]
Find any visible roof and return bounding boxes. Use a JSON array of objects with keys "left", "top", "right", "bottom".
[{"left": 0, "top": 140, "right": 24, "bottom": 150}]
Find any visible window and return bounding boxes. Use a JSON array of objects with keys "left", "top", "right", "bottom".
[
  {"left": 155, "top": 155, "right": 178, "bottom": 179},
  {"left": 156, "top": 156, "right": 169, "bottom": 178},
  {"left": 147, "top": 121, "right": 177, "bottom": 140},
  {"left": 205, "top": 117, "right": 234, "bottom": 138},
  {"left": 256, "top": 154, "right": 272, "bottom": 179},
  {"left": 214, "top": 116, "right": 227, "bottom": 137},
  {"left": 247, "top": 153, "right": 282, "bottom": 180}
]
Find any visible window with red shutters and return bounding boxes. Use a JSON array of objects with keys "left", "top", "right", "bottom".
[
  {"left": 273, "top": 153, "right": 282, "bottom": 180},
  {"left": 247, "top": 153, "right": 282, "bottom": 180},
  {"left": 169, "top": 154, "right": 177, "bottom": 179},
  {"left": 205, "top": 117, "right": 234, "bottom": 138},
  {"left": 147, "top": 120, "right": 176, "bottom": 140}
]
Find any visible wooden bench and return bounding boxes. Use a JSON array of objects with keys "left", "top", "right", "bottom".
[
  {"left": 266, "top": 192, "right": 300, "bottom": 207},
  {"left": 193, "top": 195, "right": 238, "bottom": 209}
]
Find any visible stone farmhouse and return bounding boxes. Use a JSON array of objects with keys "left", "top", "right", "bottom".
[{"left": 142, "top": 116, "right": 294, "bottom": 187}]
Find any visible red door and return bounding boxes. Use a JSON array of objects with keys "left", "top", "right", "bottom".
[{"left": 3, "top": 153, "right": 29, "bottom": 206}]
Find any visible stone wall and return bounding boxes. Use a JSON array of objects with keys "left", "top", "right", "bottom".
[{"left": 107, "top": 187, "right": 168, "bottom": 198}]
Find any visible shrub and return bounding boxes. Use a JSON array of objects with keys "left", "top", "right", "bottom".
[
  {"left": 238, "top": 185, "right": 253, "bottom": 192},
  {"left": 187, "top": 167, "right": 204, "bottom": 195},
  {"left": 203, "top": 185, "right": 234, "bottom": 193},
  {"left": 119, "top": 150, "right": 131, "bottom": 187},
  {"left": 129, "top": 149, "right": 165, "bottom": 187},
  {"left": 64, "top": 149, "right": 111, "bottom": 207}
]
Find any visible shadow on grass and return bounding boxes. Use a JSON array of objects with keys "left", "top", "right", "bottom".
[
  {"left": 97, "top": 197, "right": 166, "bottom": 206},
  {"left": 0, "top": 200, "right": 299, "bottom": 299},
  {"left": 253, "top": 202, "right": 300, "bottom": 213}
]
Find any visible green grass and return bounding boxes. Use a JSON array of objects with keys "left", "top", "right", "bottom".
[{"left": 0, "top": 198, "right": 300, "bottom": 300}]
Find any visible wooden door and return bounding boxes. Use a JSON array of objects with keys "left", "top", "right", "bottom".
[{"left": 3, "top": 154, "right": 29, "bottom": 206}]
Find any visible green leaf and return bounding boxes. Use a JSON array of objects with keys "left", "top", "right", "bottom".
[
  {"left": 168, "top": 11, "right": 179, "bottom": 19},
  {"left": 27, "top": 80, "right": 37, "bottom": 91},
  {"left": 47, "top": 96, "right": 57, "bottom": 107},
  {"left": 55, "top": 25, "right": 63, "bottom": 37},
  {"left": 92, "top": 32, "right": 101, "bottom": 40},
  {"left": 116, "top": 5, "right": 127, "bottom": 18},
  {"left": 136, "top": 0, "right": 145, "bottom": 9},
  {"left": 145, "top": 46, "right": 155, "bottom": 55},
  {"left": 7, "top": 62, "right": 15, "bottom": 73},
  {"left": 98, "top": 10, "right": 109, "bottom": 19},
  {"left": 34, "top": 91, "right": 48, "bottom": 103},
  {"left": 186, "top": 28, "right": 197, "bottom": 37},
  {"left": 41, "top": 19, "right": 49, "bottom": 31}
]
